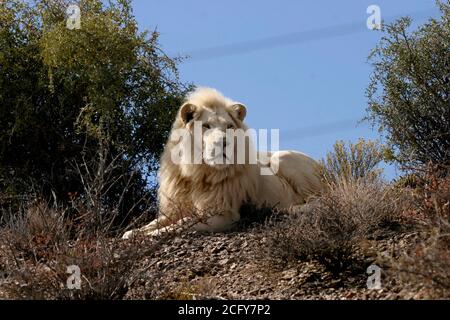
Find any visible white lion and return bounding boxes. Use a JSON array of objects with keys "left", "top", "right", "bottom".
[{"left": 122, "top": 88, "right": 323, "bottom": 239}]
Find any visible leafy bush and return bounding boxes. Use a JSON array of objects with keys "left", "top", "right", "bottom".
[
  {"left": 366, "top": 2, "right": 450, "bottom": 167},
  {"left": 0, "top": 0, "right": 189, "bottom": 217}
]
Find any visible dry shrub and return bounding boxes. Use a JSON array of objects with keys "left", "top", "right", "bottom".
[
  {"left": 0, "top": 198, "right": 161, "bottom": 300},
  {"left": 261, "top": 139, "right": 402, "bottom": 274},
  {"left": 384, "top": 166, "right": 449, "bottom": 298},
  {"left": 263, "top": 179, "right": 405, "bottom": 274},
  {"left": 0, "top": 136, "right": 169, "bottom": 299},
  {"left": 320, "top": 139, "right": 384, "bottom": 185},
  {"left": 390, "top": 232, "right": 450, "bottom": 299}
]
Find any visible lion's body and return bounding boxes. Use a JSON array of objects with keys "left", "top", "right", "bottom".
[{"left": 122, "top": 88, "right": 323, "bottom": 239}]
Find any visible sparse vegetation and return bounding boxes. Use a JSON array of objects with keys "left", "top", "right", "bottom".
[
  {"left": 382, "top": 166, "right": 450, "bottom": 298},
  {"left": 261, "top": 146, "right": 448, "bottom": 298},
  {"left": 0, "top": 128, "right": 163, "bottom": 299},
  {"left": 0, "top": 199, "right": 153, "bottom": 299},
  {"left": 319, "top": 139, "right": 384, "bottom": 185},
  {"left": 262, "top": 177, "right": 405, "bottom": 275}
]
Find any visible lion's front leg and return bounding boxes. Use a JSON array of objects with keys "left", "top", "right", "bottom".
[
  {"left": 122, "top": 192, "right": 189, "bottom": 239},
  {"left": 122, "top": 213, "right": 178, "bottom": 239}
]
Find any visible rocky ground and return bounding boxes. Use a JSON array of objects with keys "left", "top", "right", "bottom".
[
  {"left": 0, "top": 211, "right": 444, "bottom": 300},
  {"left": 125, "top": 225, "right": 424, "bottom": 300}
]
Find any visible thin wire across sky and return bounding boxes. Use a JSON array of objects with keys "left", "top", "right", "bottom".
[{"left": 180, "top": 9, "right": 433, "bottom": 139}]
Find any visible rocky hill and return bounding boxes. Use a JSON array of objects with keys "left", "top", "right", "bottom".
[{"left": 124, "top": 224, "right": 428, "bottom": 300}]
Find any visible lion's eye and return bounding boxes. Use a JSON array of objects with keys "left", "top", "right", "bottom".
[{"left": 202, "top": 123, "right": 210, "bottom": 130}]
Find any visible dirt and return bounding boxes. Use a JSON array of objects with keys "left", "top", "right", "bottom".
[{"left": 124, "top": 226, "right": 421, "bottom": 300}]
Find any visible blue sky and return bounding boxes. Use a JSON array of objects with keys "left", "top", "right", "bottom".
[{"left": 131, "top": 0, "right": 440, "bottom": 180}]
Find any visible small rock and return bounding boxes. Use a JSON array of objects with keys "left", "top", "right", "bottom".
[
  {"left": 173, "top": 237, "right": 183, "bottom": 245},
  {"left": 212, "top": 244, "right": 226, "bottom": 254},
  {"left": 345, "top": 291, "right": 355, "bottom": 299},
  {"left": 281, "top": 268, "right": 297, "bottom": 280}
]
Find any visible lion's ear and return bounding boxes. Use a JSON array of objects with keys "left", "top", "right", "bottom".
[
  {"left": 179, "top": 103, "right": 197, "bottom": 124},
  {"left": 229, "top": 103, "right": 247, "bottom": 121}
]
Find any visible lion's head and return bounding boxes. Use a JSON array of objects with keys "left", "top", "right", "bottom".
[{"left": 167, "top": 88, "right": 254, "bottom": 179}]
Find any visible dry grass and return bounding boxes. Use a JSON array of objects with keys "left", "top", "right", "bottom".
[
  {"left": 262, "top": 179, "right": 406, "bottom": 274},
  {"left": 382, "top": 166, "right": 450, "bottom": 298},
  {"left": 259, "top": 138, "right": 415, "bottom": 275},
  {"left": 0, "top": 139, "right": 164, "bottom": 299},
  {"left": 0, "top": 199, "right": 160, "bottom": 299}
]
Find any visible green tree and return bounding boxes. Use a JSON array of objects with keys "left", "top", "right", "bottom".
[
  {"left": 366, "top": 1, "right": 450, "bottom": 168},
  {"left": 0, "top": 0, "right": 189, "bottom": 217}
]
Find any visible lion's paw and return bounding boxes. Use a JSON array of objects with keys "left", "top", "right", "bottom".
[{"left": 122, "top": 230, "right": 134, "bottom": 240}]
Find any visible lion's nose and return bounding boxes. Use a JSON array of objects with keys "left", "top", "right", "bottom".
[{"left": 212, "top": 138, "right": 223, "bottom": 147}]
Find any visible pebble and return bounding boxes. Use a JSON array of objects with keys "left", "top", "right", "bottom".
[
  {"left": 218, "top": 258, "right": 229, "bottom": 266},
  {"left": 281, "top": 268, "right": 298, "bottom": 280}
]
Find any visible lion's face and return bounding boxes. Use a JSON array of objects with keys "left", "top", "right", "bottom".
[
  {"left": 197, "top": 108, "right": 239, "bottom": 169},
  {"left": 173, "top": 89, "right": 248, "bottom": 171}
]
